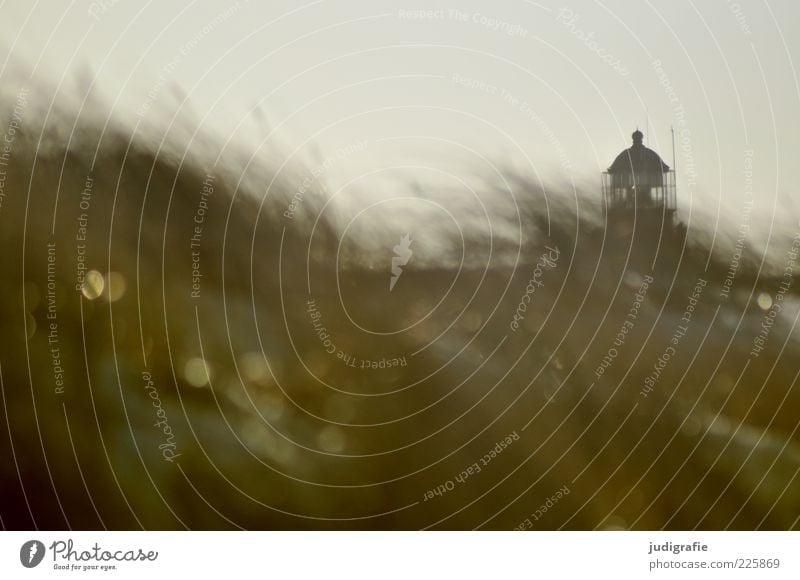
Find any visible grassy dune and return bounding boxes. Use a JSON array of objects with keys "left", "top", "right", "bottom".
[{"left": 1, "top": 90, "right": 798, "bottom": 530}]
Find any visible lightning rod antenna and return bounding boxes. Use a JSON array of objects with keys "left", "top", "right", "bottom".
[{"left": 671, "top": 125, "right": 677, "bottom": 196}]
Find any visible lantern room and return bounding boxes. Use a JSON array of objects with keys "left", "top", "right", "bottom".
[{"left": 601, "top": 130, "right": 676, "bottom": 219}]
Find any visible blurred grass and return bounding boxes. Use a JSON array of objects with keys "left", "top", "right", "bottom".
[{"left": 0, "top": 88, "right": 799, "bottom": 531}]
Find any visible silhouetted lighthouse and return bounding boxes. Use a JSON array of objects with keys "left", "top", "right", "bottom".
[{"left": 602, "top": 130, "right": 676, "bottom": 236}]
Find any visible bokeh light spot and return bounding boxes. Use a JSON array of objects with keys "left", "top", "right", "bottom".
[
  {"left": 104, "top": 271, "right": 126, "bottom": 302},
  {"left": 184, "top": 357, "right": 212, "bottom": 388},
  {"left": 81, "top": 270, "right": 104, "bottom": 300}
]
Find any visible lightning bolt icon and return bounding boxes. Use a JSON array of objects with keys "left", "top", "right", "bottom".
[
  {"left": 28, "top": 542, "right": 38, "bottom": 564},
  {"left": 390, "top": 234, "right": 413, "bottom": 291}
]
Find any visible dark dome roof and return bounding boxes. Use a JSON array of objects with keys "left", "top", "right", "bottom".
[{"left": 608, "top": 132, "right": 670, "bottom": 174}]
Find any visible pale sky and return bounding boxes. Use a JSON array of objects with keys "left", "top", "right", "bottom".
[{"left": 2, "top": 0, "right": 799, "bottom": 250}]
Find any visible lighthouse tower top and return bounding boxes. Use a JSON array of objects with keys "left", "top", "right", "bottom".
[{"left": 602, "top": 129, "right": 676, "bottom": 217}]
